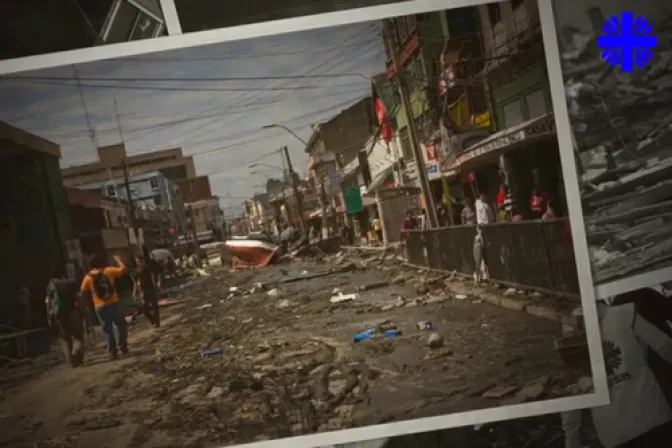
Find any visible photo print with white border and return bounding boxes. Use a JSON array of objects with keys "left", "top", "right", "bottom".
[
  {"left": 552, "top": 0, "right": 672, "bottom": 298},
  {"left": 0, "top": 0, "right": 169, "bottom": 61},
  {"left": 323, "top": 275, "right": 672, "bottom": 448},
  {"left": 0, "top": 1, "right": 608, "bottom": 447}
]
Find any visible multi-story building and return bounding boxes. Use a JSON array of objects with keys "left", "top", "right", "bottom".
[
  {"left": 445, "top": 0, "right": 564, "bottom": 216},
  {"left": 383, "top": 12, "right": 447, "bottom": 167},
  {"left": 61, "top": 143, "right": 197, "bottom": 187},
  {"left": 65, "top": 187, "right": 132, "bottom": 263},
  {"left": 75, "top": 170, "right": 187, "bottom": 235},
  {"left": 0, "top": 121, "right": 73, "bottom": 317},
  {"left": 186, "top": 197, "right": 225, "bottom": 234},
  {"left": 249, "top": 193, "right": 270, "bottom": 231},
  {"left": 175, "top": 175, "right": 213, "bottom": 203}
]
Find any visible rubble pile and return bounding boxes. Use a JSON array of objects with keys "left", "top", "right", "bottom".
[{"left": 562, "top": 14, "right": 672, "bottom": 284}]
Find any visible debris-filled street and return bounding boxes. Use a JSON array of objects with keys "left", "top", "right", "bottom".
[
  {"left": 0, "top": 253, "right": 587, "bottom": 448},
  {"left": 562, "top": 13, "right": 672, "bottom": 284}
]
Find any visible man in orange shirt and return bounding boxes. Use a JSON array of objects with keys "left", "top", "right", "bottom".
[{"left": 80, "top": 253, "right": 129, "bottom": 360}]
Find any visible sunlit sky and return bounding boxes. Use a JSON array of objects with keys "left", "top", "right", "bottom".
[{"left": 0, "top": 21, "right": 384, "bottom": 215}]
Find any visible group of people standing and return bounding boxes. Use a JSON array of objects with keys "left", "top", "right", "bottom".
[
  {"left": 459, "top": 184, "right": 556, "bottom": 226},
  {"left": 44, "top": 247, "right": 164, "bottom": 366}
]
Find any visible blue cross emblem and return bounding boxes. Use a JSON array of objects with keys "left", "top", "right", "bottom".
[{"left": 597, "top": 12, "right": 658, "bottom": 72}]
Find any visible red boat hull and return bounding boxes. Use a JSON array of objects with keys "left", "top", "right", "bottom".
[{"left": 224, "top": 240, "right": 278, "bottom": 267}]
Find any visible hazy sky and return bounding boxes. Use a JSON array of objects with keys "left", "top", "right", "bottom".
[{"left": 0, "top": 21, "right": 384, "bottom": 215}]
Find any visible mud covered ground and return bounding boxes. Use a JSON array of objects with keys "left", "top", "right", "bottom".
[{"left": 0, "top": 254, "right": 589, "bottom": 448}]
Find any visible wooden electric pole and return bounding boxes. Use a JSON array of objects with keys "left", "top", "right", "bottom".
[
  {"left": 115, "top": 97, "right": 141, "bottom": 252},
  {"left": 282, "top": 145, "right": 305, "bottom": 232},
  {"left": 386, "top": 20, "right": 438, "bottom": 229}
]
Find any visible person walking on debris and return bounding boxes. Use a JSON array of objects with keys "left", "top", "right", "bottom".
[
  {"left": 132, "top": 255, "right": 161, "bottom": 328},
  {"left": 142, "top": 246, "right": 163, "bottom": 291},
  {"left": 45, "top": 266, "right": 85, "bottom": 367},
  {"left": 561, "top": 287, "right": 672, "bottom": 448},
  {"left": 80, "top": 254, "right": 129, "bottom": 360}
]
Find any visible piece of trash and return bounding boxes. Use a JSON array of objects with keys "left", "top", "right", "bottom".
[
  {"left": 277, "top": 299, "right": 291, "bottom": 308},
  {"left": 196, "top": 269, "right": 210, "bottom": 277},
  {"left": 301, "top": 270, "right": 309, "bottom": 275},
  {"left": 417, "top": 321, "right": 433, "bottom": 331},
  {"left": 332, "top": 287, "right": 341, "bottom": 295},
  {"left": 226, "top": 293, "right": 235, "bottom": 300},
  {"left": 267, "top": 288, "right": 281, "bottom": 298},
  {"left": 352, "top": 329, "right": 376, "bottom": 343},
  {"left": 330, "top": 292, "right": 359, "bottom": 303},
  {"left": 254, "top": 282, "right": 263, "bottom": 289},
  {"left": 207, "top": 386, "right": 225, "bottom": 399},
  {"left": 427, "top": 332, "right": 444, "bottom": 348},
  {"left": 454, "top": 294, "right": 467, "bottom": 300},
  {"left": 353, "top": 328, "right": 402, "bottom": 343},
  {"left": 195, "top": 303, "right": 213, "bottom": 310},
  {"left": 202, "top": 349, "right": 224, "bottom": 358},
  {"left": 384, "top": 329, "right": 402, "bottom": 338},
  {"left": 503, "top": 287, "right": 517, "bottom": 296},
  {"left": 229, "top": 287, "right": 239, "bottom": 293}
]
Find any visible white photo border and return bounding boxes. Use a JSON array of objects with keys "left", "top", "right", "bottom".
[
  {"left": 159, "top": 0, "right": 183, "bottom": 35},
  {"left": 1, "top": 0, "right": 610, "bottom": 446}
]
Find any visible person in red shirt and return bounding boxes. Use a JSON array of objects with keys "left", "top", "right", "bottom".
[
  {"left": 496, "top": 184, "right": 507, "bottom": 208},
  {"left": 400, "top": 210, "right": 417, "bottom": 240},
  {"left": 530, "top": 188, "right": 545, "bottom": 219}
]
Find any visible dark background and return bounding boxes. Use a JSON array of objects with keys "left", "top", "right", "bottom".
[
  {"left": 174, "top": 0, "right": 408, "bottom": 32},
  {"left": 0, "top": 0, "right": 166, "bottom": 61}
]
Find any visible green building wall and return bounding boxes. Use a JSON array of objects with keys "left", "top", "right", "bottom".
[{"left": 490, "top": 61, "right": 552, "bottom": 130}]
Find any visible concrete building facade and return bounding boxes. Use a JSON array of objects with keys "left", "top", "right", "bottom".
[
  {"left": 186, "top": 197, "right": 224, "bottom": 234},
  {"left": 61, "top": 143, "right": 197, "bottom": 187},
  {"left": 0, "top": 121, "right": 73, "bottom": 326}
]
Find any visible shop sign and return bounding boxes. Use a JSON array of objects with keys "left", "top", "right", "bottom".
[
  {"left": 343, "top": 186, "right": 364, "bottom": 214},
  {"left": 330, "top": 173, "right": 342, "bottom": 186},
  {"left": 456, "top": 114, "right": 556, "bottom": 166},
  {"left": 426, "top": 161, "right": 441, "bottom": 181}
]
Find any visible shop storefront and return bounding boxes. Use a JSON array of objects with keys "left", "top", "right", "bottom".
[{"left": 447, "top": 113, "right": 560, "bottom": 217}]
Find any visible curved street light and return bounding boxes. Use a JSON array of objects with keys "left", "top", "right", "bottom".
[
  {"left": 250, "top": 170, "right": 271, "bottom": 178},
  {"left": 262, "top": 124, "right": 308, "bottom": 145},
  {"left": 249, "top": 163, "right": 283, "bottom": 171}
]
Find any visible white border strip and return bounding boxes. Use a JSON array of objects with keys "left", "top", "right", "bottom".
[
  {"left": 159, "top": 0, "right": 183, "bottom": 35},
  {"left": 227, "top": 394, "right": 605, "bottom": 448},
  {"left": 1, "top": 0, "right": 479, "bottom": 76},
  {"left": 539, "top": 0, "right": 608, "bottom": 402},
  {"left": 596, "top": 266, "right": 672, "bottom": 299}
]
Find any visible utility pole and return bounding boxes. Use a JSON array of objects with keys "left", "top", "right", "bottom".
[
  {"left": 282, "top": 145, "right": 305, "bottom": 232},
  {"left": 187, "top": 180, "right": 201, "bottom": 260},
  {"left": 387, "top": 21, "right": 438, "bottom": 229},
  {"left": 115, "top": 97, "right": 141, "bottom": 252},
  {"left": 319, "top": 174, "right": 329, "bottom": 239}
]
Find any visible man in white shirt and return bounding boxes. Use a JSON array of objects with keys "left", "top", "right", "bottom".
[
  {"left": 561, "top": 288, "right": 672, "bottom": 448},
  {"left": 475, "top": 192, "right": 494, "bottom": 225}
]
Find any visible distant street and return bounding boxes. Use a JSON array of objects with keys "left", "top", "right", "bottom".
[{"left": 0, "top": 253, "right": 584, "bottom": 448}]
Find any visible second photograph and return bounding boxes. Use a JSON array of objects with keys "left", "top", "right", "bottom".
[
  {"left": 554, "top": 0, "right": 672, "bottom": 295},
  {"left": 0, "top": 1, "right": 605, "bottom": 447}
]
